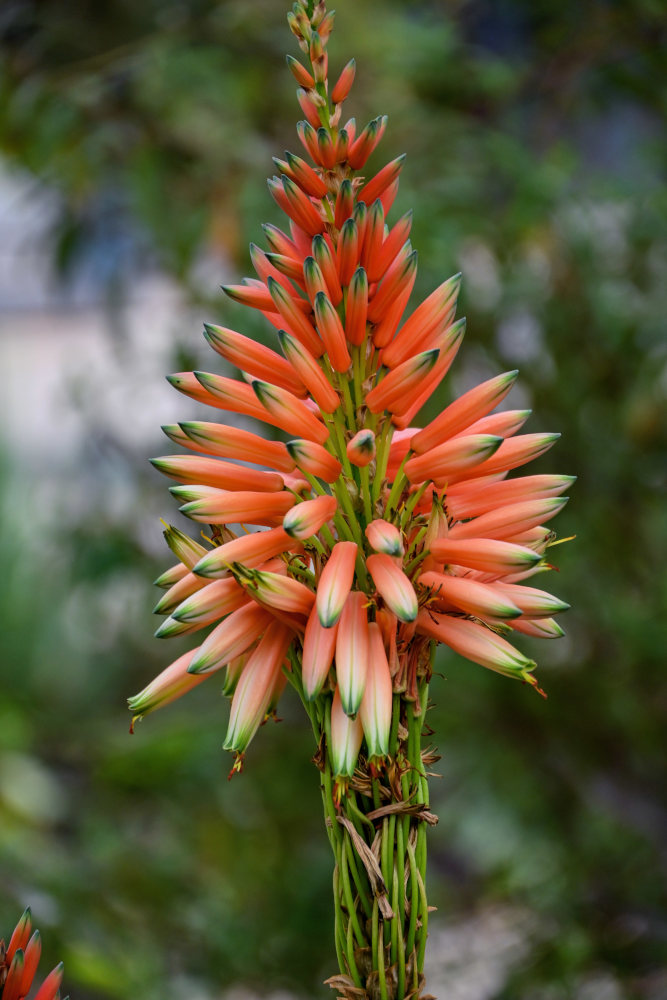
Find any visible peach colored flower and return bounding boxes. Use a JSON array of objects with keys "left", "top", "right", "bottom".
[{"left": 130, "top": 0, "right": 572, "bottom": 781}]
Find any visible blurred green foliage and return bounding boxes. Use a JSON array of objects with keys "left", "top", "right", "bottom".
[{"left": 1, "top": 1, "right": 666, "bottom": 998}]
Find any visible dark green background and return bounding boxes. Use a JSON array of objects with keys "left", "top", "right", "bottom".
[{"left": 1, "top": 1, "right": 665, "bottom": 997}]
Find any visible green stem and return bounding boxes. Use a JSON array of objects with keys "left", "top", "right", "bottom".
[{"left": 315, "top": 687, "right": 432, "bottom": 999}]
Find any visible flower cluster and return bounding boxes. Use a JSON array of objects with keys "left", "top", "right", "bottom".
[
  {"left": 129, "top": 0, "right": 571, "bottom": 780},
  {"left": 0, "top": 910, "right": 66, "bottom": 1000}
]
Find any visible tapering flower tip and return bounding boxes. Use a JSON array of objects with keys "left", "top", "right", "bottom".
[
  {"left": 337, "top": 219, "right": 361, "bottom": 289},
  {"left": 3, "top": 948, "right": 25, "bottom": 1000},
  {"left": 128, "top": 649, "right": 208, "bottom": 722},
  {"left": 282, "top": 175, "right": 326, "bottom": 236},
  {"left": 452, "top": 496, "right": 569, "bottom": 543},
  {"left": 262, "top": 221, "right": 300, "bottom": 259},
  {"left": 161, "top": 524, "right": 207, "bottom": 572},
  {"left": 334, "top": 178, "right": 354, "bottom": 229},
  {"left": 237, "top": 567, "right": 315, "bottom": 617},
  {"left": 265, "top": 250, "right": 304, "bottom": 282},
  {"left": 283, "top": 494, "right": 338, "bottom": 539},
  {"left": 302, "top": 605, "right": 339, "bottom": 700},
  {"left": 411, "top": 370, "right": 519, "bottom": 454},
  {"left": 447, "top": 474, "right": 574, "bottom": 518},
  {"left": 335, "top": 126, "right": 350, "bottom": 162},
  {"left": 171, "top": 576, "right": 247, "bottom": 625},
  {"left": 469, "top": 432, "right": 561, "bottom": 481},
  {"left": 381, "top": 271, "right": 462, "bottom": 369},
  {"left": 286, "top": 438, "right": 342, "bottom": 482},
  {"left": 176, "top": 486, "right": 295, "bottom": 527},
  {"left": 365, "top": 519, "right": 404, "bottom": 557},
  {"left": 188, "top": 603, "right": 274, "bottom": 675},
  {"left": 353, "top": 200, "right": 368, "bottom": 244},
  {"left": 203, "top": 321, "right": 306, "bottom": 397},
  {"left": 221, "top": 280, "right": 274, "bottom": 311},
  {"left": 20, "top": 929, "right": 42, "bottom": 987},
  {"left": 277, "top": 330, "right": 340, "bottom": 413},
  {"left": 154, "top": 614, "right": 202, "bottom": 639},
  {"left": 362, "top": 198, "right": 384, "bottom": 263},
  {"left": 252, "top": 377, "right": 330, "bottom": 444},
  {"left": 345, "top": 266, "right": 369, "bottom": 346},
  {"left": 358, "top": 155, "right": 406, "bottom": 206},
  {"left": 318, "top": 8, "right": 335, "bottom": 42},
  {"left": 316, "top": 127, "right": 336, "bottom": 169},
  {"left": 224, "top": 620, "right": 293, "bottom": 754},
  {"left": 153, "top": 455, "right": 285, "bottom": 494},
  {"left": 316, "top": 540, "right": 358, "bottom": 627},
  {"left": 153, "top": 570, "right": 206, "bottom": 615},
  {"left": 193, "top": 526, "right": 293, "bottom": 579},
  {"left": 347, "top": 429, "right": 376, "bottom": 467},
  {"left": 348, "top": 115, "right": 388, "bottom": 169},
  {"left": 360, "top": 623, "right": 392, "bottom": 759},
  {"left": 286, "top": 9, "right": 303, "bottom": 40},
  {"left": 331, "top": 57, "right": 356, "bottom": 104},
  {"left": 166, "top": 371, "right": 221, "bottom": 407},
  {"left": 418, "top": 571, "right": 522, "bottom": 620},
  {"left": 7, "top": 908, "right": 31, "bottom": 960},
  {"left": 367, "top": 249, "right": 418, "bottom": 325},
  {"left": 366, "top": 349, "right": 439, "bottom": 414},
  {"left": 32, "top": 962, "right": 64, "bottom": 1000},
  {"left": 296, "top": 87, "right": 321, "bottom": 128},
  {"left": 430, "top": 537, "right": 541, "bottom": 574},
  {"left": 466, "top": 408, "right": 530, "bottom": 439},
  {"left": 335, "top": 591, "right": 370, "bottom": 717},
  {"left": 366, "top": 553, "right": 418, "bottom": 623},
  {"left": 512, "top": 616, "right": 565, "bottom": 639},
  {"left": 418, "top": 611, "right": 537, "bottom": 681},
  {"left": 161, "top": 422, "right": 209, "bottom": 454},
  {"left": 404, "top": 433, "right": 503, "bottom": 485},
  {"left": 330, "top": 685, "right": 364, "bottom": 777},
  {"left": 284, "top": 151, "right": 328, "bottom": 198},
  {"left": 286, "top": 53, "right": 315, "bottom": 88},
  {"left": 303, "top": 254, "right": 328, "bottom": 302},
  {"left": 193, "top": 371, "right": 269, "bottom": 422},
  {"left": 313, "top": 292, "right": 352, "bottom": 372},
  {"left": 179, "top": 421, "right": 295, "bottom": 474},
  {"left": 312, "top": 233, "right": 343, "bottom": 304},
  {"left": 296, "top": 119, "right": 320, "bottom": 163},
  {"left": 267, "top": 276, "right": 322, "bottom": 357},
  {"left": 493, "top": 582, "right": 570, "bottom": 618},
  {"left": 369, "top": 209, "right": 413, "bottom": 283}
]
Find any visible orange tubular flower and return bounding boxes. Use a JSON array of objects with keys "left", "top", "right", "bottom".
[
  {"left": 130, "top": 5, "right": 572, "bottom": 996},
  {"left": 1, "top": 910, "right": 66, "bottom": 1000}
]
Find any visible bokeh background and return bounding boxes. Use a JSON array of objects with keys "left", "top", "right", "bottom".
[{"left": 1, "top": 1, "right": 666, "bottom": 998}]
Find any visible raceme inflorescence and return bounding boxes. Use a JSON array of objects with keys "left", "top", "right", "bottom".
[{"left": 129, "top": 3, "right": 571, "bottom": 998}]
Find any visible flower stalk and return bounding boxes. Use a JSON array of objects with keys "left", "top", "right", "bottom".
[{"left": 130, "top": 2, "right": 572, "bottom": 996}]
